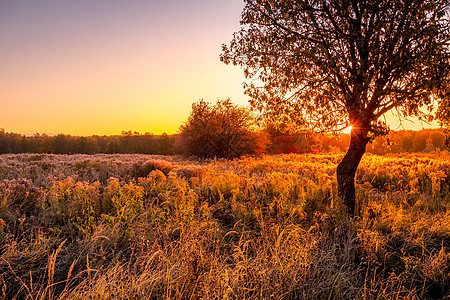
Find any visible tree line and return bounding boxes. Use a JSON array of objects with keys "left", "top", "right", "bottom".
[
  {"left": 0, "top": 129, "right": 174, "bottom": 155},
  {"left": 1, "top": 99, "right": 446, "bottom": 156},
  {"left": 266, "top": 128, "right": 447, "bottom": 155}
]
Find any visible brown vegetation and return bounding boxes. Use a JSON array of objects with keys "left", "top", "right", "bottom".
[{"left": 0, "top": 153, "right": 449, "bottom": 299}]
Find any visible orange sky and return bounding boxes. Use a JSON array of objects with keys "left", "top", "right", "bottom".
[{"left": 0, "top": 0, "right": 439, "bottom": 136}]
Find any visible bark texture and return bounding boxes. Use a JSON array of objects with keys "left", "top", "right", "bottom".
[{"left": 337, "top": 128, "right": 370, "bottom": 215}]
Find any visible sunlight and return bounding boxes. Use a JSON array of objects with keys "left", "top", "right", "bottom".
[{"left": 343, "top": 125, "right": 352, "bottom": 134}]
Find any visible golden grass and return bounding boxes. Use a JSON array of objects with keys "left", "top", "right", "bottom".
[{"left": 0, "top": 153, "right": 449, "bottom": 299}]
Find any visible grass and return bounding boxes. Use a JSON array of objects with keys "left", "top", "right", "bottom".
[{"left": 0, "top": 152, "right": 449, "bottom": 299}]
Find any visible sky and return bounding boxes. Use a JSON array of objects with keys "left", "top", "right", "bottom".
[{"left": 0, "top": 0, "right": 439, "bottom": 136}]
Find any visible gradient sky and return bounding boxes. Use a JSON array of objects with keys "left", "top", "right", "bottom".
[{"left": 0, "top": 0, "right": 438, "bottom": 136}]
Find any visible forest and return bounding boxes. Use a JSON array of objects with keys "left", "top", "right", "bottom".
[
  {"left": 0, "top": 129, "right": 174, "bottom": 155},
  {"left": 0, "top": 127, "right": 446, "bottom": 156}
]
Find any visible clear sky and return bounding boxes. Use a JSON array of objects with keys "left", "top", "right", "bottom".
[
  {"left": 1, "top": 0, "right": 248, "bottom": 135},
  {"left": 0, "top": 0, "right": 438, "bottom": 136}
]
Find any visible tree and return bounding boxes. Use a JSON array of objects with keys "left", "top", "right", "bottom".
[
  {"left": 221, "top": 0, "right": 450, "bottom": 214},
  {"left": 437, "top": 94, "right": 450, "bottom": 148},
  {"left": 177, "top": 99, "right": 262, "bottom": 159},
  {"left": 39, "top": 135, "right": 54, "bottom": 154},
  {"left": 53, "top": 134, "right": 69, "bottom": 154}
]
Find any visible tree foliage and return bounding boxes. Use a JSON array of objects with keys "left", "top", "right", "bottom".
[
  {"left": 222, "top": 0, "right": 450, "bottom": 134},
  {"left": 437, "top": 96, "right": 450, "bottom": 147},
  {"left": 263, "top": 120, "right": 320, "bottom": 153},
  {"left": 177, "top": 99, "right": 262, "bottom": 159},
  {"left": 222, "top": 0, "right": 450, "bottom": 214}
]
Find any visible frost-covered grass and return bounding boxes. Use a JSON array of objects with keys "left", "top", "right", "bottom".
[{"left": 0, "top": 153, "right": 449, "bottom": 299}]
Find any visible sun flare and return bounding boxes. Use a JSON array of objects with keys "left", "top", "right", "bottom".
[{"left": 343, "top": 125, "right": 352, "bottom": 134}]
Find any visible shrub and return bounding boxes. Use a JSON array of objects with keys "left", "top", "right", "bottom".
[{"left": 176, "top": 99, "right": 263, "bottom": 159}]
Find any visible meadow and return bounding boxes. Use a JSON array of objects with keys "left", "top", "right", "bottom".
[{"left": 0, "top": 152, "right": 449, "bottom": 299}]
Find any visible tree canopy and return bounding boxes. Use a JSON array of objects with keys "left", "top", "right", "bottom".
[
  {"left": 222, "top": 0, "right": 450, "bottom": 134},
  {"left": 222, "top": 0, "right": 450, "bottom": 214},
  {"left": 177, "top": 99, "right": 263, "bottom": 159}
]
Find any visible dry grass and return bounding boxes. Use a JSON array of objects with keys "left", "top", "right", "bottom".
[{"left": 0, "top": 153, "right": 449, "bottom": 299}]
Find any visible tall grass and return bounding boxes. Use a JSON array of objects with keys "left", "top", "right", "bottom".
[{"left": 0, "top": 153, "right": 449, "bottom": 299}]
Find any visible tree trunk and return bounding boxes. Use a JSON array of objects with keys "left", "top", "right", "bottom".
[{"left": 337, "top": 127, "right": 370, "bottom": 215}]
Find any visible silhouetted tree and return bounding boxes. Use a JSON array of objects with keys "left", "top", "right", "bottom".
[
  {"left": 177, "top": 99, "right": 262, "bottom": 159},
  {"left": 222, "top": 0, "right": 450, "bottom": 214},
  {"left": 437, "top": 96, "right": 450, "bottom": 148}
]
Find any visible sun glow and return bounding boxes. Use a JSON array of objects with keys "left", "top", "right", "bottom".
[{"left": 342, "top": 125, "right": 352, "bottom": 134}]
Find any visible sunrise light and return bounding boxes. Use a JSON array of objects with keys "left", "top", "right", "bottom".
[
  {"left": 1, "top": 1, "right": 448, "bottom": 298},
  {"left": 342, "top": 125, "right": 353, "bottom": 134}
]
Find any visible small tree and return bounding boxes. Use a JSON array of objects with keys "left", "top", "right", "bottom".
[
  {"left": 177, "top": 99, "right": 262, "bottom": 159},
  {"left": 222, "top": 0, "right": 450, "bottom": 214}
]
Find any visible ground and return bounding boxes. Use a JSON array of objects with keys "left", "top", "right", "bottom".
[{"left": 0, "top": 153, "right": 449, "bottom": 299}]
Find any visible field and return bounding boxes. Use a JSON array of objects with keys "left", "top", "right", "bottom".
[{"left": 0, "top": 153, "right": 449, "bottom": 299}]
